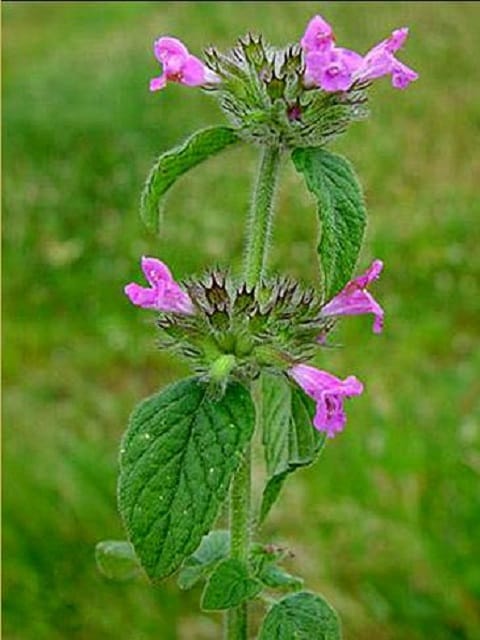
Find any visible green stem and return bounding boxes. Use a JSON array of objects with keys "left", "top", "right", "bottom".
[
  {"left": 226, "top": 445, "right": 251, "bottom": 639},
  {"left": 244, "top": 146, "right": 282, "bottom": 289},
  {"left": 225, "top": 145, "right": 281, "bottom": 640}
]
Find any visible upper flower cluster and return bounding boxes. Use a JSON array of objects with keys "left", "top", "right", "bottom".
[
  {"left": 148, "top": 15, "right": 417, "bottom": 148},
  {"left": 301, "top": 16, "right": 418, "bottom": 93}
]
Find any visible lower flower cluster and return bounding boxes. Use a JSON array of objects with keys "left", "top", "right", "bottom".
[{"left": 124, "top": 257, "right": 384, "bottom": 438}]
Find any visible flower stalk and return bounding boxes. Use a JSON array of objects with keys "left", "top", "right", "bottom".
[{"left": 244, "top": 146, "right": 281, "bottom": 289}]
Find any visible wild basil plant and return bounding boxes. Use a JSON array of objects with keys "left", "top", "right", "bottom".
[{"left": 96, "top": 15, "right": 418, "bottom": 639}]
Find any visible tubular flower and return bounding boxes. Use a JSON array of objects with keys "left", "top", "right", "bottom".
[
  {"left": 124, "top": 257, "right": 194, "bottom": 314},
  {"left": 356, "top": 28, "right": 418, "bottom": 88},
  {"left": 321, "top": 259, "right": 384, "bottom": 333},
  {"left": 150, "top": 36, "right": 220, "bottom": 92},
  {"left": 301, "top": 15, "right": 418, "bottom": 92},
  {"left": 289, "top": 364, "right": 364, "bottom": 437}
]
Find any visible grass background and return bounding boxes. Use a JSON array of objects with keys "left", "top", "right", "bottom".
[{"left": 3, "top": 2, "right": 480, "bottom": 638}]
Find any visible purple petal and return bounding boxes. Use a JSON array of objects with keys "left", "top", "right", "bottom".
[
  {"left": 163, "top": 287, "right": 195, "bottom": 314},
  {"left": 289, "top": 365, "right": 363, "bottom": 437},
  {"left": 322, "top": 289, "right": 384, "bottom": 333},
  {"left": 305, "top": 47, "right": 362, "bottom": 92},
  {"left": 149, "top": 74, "right": 167, "bottom": 92},
  {"left": 386, "top": 27, "right": 409, "bottom": 53},
  {"left": 356, "top": 28, "right": 417, "bottom": 88},
  {"left": 354, "top": 259, "right": 383, "bottom": 288},
  {"left": 313, "top": 394, "right": 346, "bottom": 437},
  {"left": 124, "top": 283, "right": 159, "bottom": 309},
  {"left": 154, "top": 36, "right": 189, "bottom": 64},
  {"left": 363, "top": 27, "right": 408, "bottom": 61},
  {"left": 301, "top": 15, "right": 335, "bottom": 53},
  {"left": 164, "top": 54, "right": 188, "bottom": 76},
  {"left": 289, "top": 364, "right": 363, "bottom": 401},
  {"left": 125, "top": 257, "right": 194, "bottom": 314},
  {"left": 321, "top": 260, "right": 384, "bottom": 333},
  {"left": 357, "top": 48, "right": 395, "bottom": 82},
  {"left": 180, "top": 54, "right": 208, "bottom": 86},
  {"left": 336, "top": 47, "right": 364, "bottom": 72},
  {"left": 320, "top": 66, "right": 354, "bottom": 92},
  {"left": 141, "top": 256, "right": 173, "bottom": 288},
  {"left": 391, "top": 60, "right": 419, "bottom": 89}
]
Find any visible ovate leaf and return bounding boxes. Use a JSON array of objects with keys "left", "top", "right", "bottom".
[
  {"left": 292, "top": 147, "right": 367, "bottom": 299},
  {"left": 201, "top": 559, "right": 262, "bottom": 611},
  {"left": 258, "top": 591, "right": 342, "bottom": 640},
  {"left": 118, "top": 377, "right": 255, "bottom": 581},
  {"left": 260, "top": 373, "right": 326, "bottom": 523},
  {"left": 177, "top": 529, "right": 230, "bottom": 590},
  {"left": 95, "top": 540, "right": 141, "bottom": 582},
  {"left": 141, "top": 126, "right": 239, "bottom": 233}
]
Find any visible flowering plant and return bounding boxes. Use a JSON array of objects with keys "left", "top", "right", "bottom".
[{"left": 96, "top": 14, "right": 417, "bottom": 639}]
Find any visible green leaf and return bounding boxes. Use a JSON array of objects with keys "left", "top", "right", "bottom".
[
  {"left": 201, "top": 559, "right": 262, "bottom": 611},
  {"left": 118, "top": 377, "right": 255, "bottom": 581},
  {"left": 258, "top": 591, "right": 342, "bottom": 640},
  {"left": 95, "top": 540, "right": 141, "bottom": 582},
  {"left": 260, "top": 373, "right": 326, "bottom": 523},
  {"left": 140, "top": 126, "right": 239, "bottom": 233},
  {"left": 177, "top": 529, "right": 230, "bottom": 590},
  {"left": 259, "top": 564, "right": 304, "bottom": 592},
  {"left": 292, "top": 147, "right": 367, "bottom": 299}
]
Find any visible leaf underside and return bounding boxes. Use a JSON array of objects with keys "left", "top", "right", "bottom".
[
  {"left": 140, "top": 125, "right": 239, "bottom": 233},
  {"left": 177, "top": 529, "right": 230, "bottom": 590},
  {"left": 118, "top": 377, "right": 255, "bottom": 581},
  {"left": 95, "top": 540, "right": 141, "bottom": 582},
  {"left": 292, "top": 147, "right": 367, "bottom": 300}
]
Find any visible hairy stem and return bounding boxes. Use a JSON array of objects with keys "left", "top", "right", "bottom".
[
  {"left": 226, "top": 145, "right": 281, "bottom": 640},
  {"left": 244, "top": 146, "right": 282, "bottom": 289},
  {"left": 226, "top": 445, "right": 251, "bottom": 639}
]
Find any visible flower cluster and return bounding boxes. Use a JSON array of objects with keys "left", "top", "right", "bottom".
[
  {"left": 301, "top": 16, "right": 418, "bottom": 92},
  {"left": 124, "top": 257, "right": 384, "bottom": 437},
  {"left": 148, "top": 15, "right": 417, "bottom": 148}
]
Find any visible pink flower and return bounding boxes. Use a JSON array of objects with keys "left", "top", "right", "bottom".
[
  {"left": 300, "top": 16, "right": 418, "bottom": 92},
  {"left": 124, "top": 256, "right": 194, "bottom": 314},
  {"left": 321, "top": 260, "right": 384, "bottom": 333},
  {"left": 149, "top": 36, "right": 219, "bottom": 92},
  {"left": 356, "top": 28, "right": 418, "bottom": 88},
  {"left": 305, "top": 47, "right": 363, "bottom": 92},
  {"left": 289, "top": 364, "right": 363, "bottom": 437},
  {"left": 300, "top": 15, "right": 336, "bottom": 53}
]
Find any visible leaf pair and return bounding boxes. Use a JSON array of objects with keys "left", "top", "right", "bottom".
[
  {"left": 142, "top": 126, "right": 366, "bottom": 299},
  {"left": 203, "top": 560, "right": 342, "bottom": 638}
]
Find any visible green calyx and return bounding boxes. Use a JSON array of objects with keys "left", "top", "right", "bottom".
[
  {"left": 203, "top": 33, "right": 370, "bottom": 148},
  {"left": 157, "top": 269, "right": 335, "bottom": 379}
]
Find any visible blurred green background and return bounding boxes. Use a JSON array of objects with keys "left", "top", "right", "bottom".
[{"left": 3, "top": 2, "right": 480, "bottom": 638}]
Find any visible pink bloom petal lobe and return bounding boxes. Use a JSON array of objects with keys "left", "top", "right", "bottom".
[{"left": 289, "top": 364, "right": 363, "bottom": 437}]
